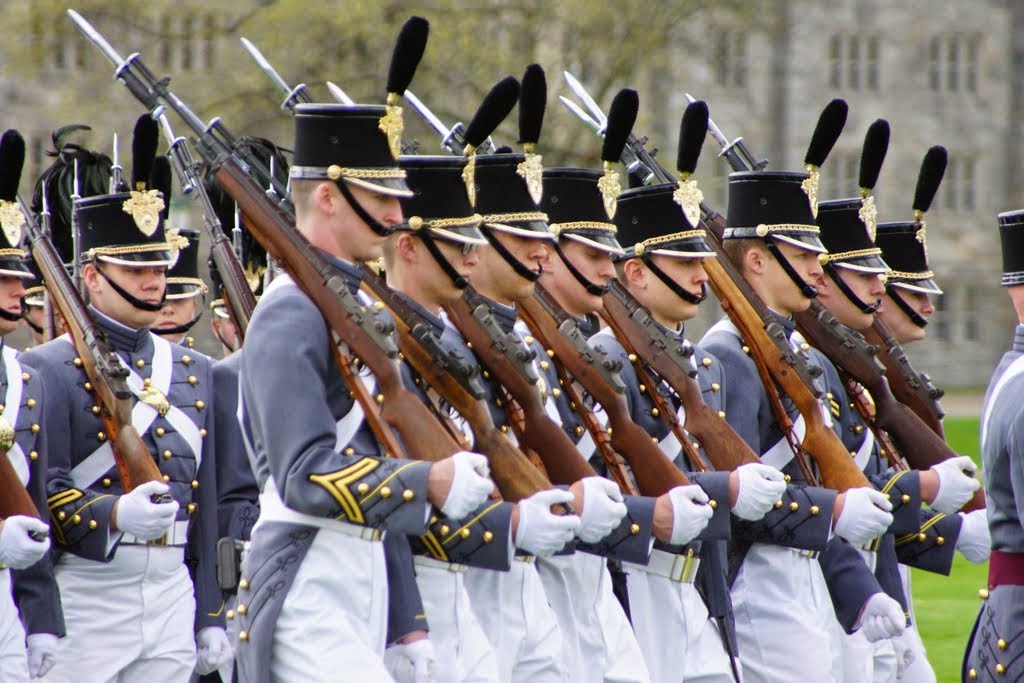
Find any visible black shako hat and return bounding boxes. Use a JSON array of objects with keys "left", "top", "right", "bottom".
[
  {"left": 816, "top": 198, "right": 888, "bottom": 273},
  {"left": 997, "top": 210, "right": 1024, "bottom": 287},
  {"left": 395, "top": 155, "right": 486, "bottom": 246},
  {"left": 613, "top": 183, "right": 714, "bottom": 260},
  {"left": 75, "top": 190, "right": 179, "bottom": 267},
  {"left": 474, "top": 153, "right": 552, "bottom": 240},
  {"left": 164, "top": 228, "right": 207, "bottom": 300},
  {"left": 875, "top": 222, "right": 942, "bottom": 294},
  {"left": 723, "top": 171, "right": 826, "bottom": 253},
  {"left": 541, "top": 168, "right": 624, "bottom": 256},
  {"left": 289, "top": 104, "right": 412, "bottom": 198}
]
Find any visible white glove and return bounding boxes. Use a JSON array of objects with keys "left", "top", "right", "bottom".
[
  {"left": 834, "top": 487, "right": 893, "bottom": 546},
  {"left": 667, "top": 485, "right": 714, "bottom": 546},
  {"left": 26, "top": 633, "right": 58, "bottom": 679},
  {"left": 114, "top": 481, "right": 179, "bottom": 541},
  {"left": 195, "top": 626, "right": 233, "bottom": 675},
  {"left": 440, "top": 451, "right": 494, "bottom": 520},
  {"left": 0, "top": 516, "right": 50, "bottom": 569},
  {"left": 383, "top": 639, "right": 437, "bottom": 683},
  {"left": 577, "top": 477, "right": 627, "bottom": 543},
  {"left": 930, "top": 456, "right": 981, "bottom": 514},
  {"left": 856, "top": 592, "right": 906, "bottom": 643},
  {"left": 956, "top": 509, "right": 991, "bottom": 564},
  {"left": 732, "top": 463, "right": 788, "bottom": 521},
  {"left": 514, "top": 489, "right": 581, "bottom": 556}
]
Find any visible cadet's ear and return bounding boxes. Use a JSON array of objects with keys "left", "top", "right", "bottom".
[
  {"left": 82, "top": 262, "right": 101, "bottom": 295},
  {"left": 394, "top": 233, "right": 418, "bottom": 261},
  {"left": 744, "top": 245, "right": 768, "bottom": 276},
  {"left": 622, "top": 257, "right": 647, "bottom": 288}
]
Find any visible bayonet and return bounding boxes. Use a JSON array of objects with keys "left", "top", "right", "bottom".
[
  {"left": 109, "top": 133, "right": 122, "bottom": 193},
  {"left": 563, "top": 71, "right": 607, "bottom": 129},
  {"left": 404, "top": 89, "right": 494, "bottom": 155},
  {"left": 326, "top": 81, "right": 355, "bottom": 105},
  {"left": 557, "top": 96, "right": 602, "bottom": 133},
  {"left": 684, "top": 92, "right": 767, "bottom": 172},
  {"left": 239, "top": 37, "right": 312, "bottom": 112}
]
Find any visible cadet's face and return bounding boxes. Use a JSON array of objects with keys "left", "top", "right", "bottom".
[
  {"left": 760, "top": 241, "right": 823, "bottom": 315},
  {"left": 333, "top": 182, "right": 403, "bottom": 262},
  {"left": 85, "top": 262, "right": 167, "bottom": 329},
  {"left": 643, "top": 255, "right": 708, "bottom": 325},
  {"left": 817, "top": 269, "right": 884, "bottom": 331},
  {"left": 23, "top": 304, "right": 45, "bottom": 342},
  {"left": 430, "top": 238, "right": 481, "bottom": 304},
  {"left": 155, "top": 296, "right": 200, "bottom": 341},
  {"left": 0, "top": 276, "right": 26, "bottom": 335},
  {"left": 542, "top": 239, "right": 615, "bottom": 316},
  {"left": 210, "top": 313, "right": 240, "bottom": 356},
  {"left": 877, "top": 289, "right": 934, "bottom": 343},
  {"left": 476, "top": 232, "right": 549, "bottom": 304}
]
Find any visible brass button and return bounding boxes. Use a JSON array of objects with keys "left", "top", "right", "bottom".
[
  {"left": 711, "top": 383, "right": 721, "bottom": 392},
  {"left": 783, "top": 474, "right": 791, "bottom": 483},
  {"left": 89, "top": 520, "right": 98, "bottom": 529},
  {"left": 375, "top": 394, "right": 384, "bottom": 404},
  {"left": 547, "top": 349, "right": 555, "bottom": 358},
  {"left": 182, "top": 355, "right": 192, "bottom": 365},
  {"left": 801, "top": 343, "right": 810, "bottom": 352},
  {"left": 156, "top": 427, "right": 165, "bottom": 437},
  {"left": 639, "top": 384, "right": 646, "bottom": 394},
  {"left": 460, "top": 528, "right": 471, "bottom": 539},
  {"left": 917, "top": 532, "right": 927, "bottom": 542},
  {"left": 978, "top": 588, "right": 989, "bottom": 600},
  {"left": 345, "top": 448, "right": 356, "bottom": 456},
  {"left": 135, "top": 359, "right": 145, "bottom": 368},
  {"left": 630, "top": 523, "right": 640, "bottom": 535},
  {"left": 996, "top": 663, "right": 1006, "bottom": 675},
  {"left": 810, "top": 505, "right": 820, "bottom": 516},
  {"left": 188, "top": 376, "right": 198, "bottom": 385},
  {"left": 92, "top": 405, "right": 101, "bottom": 415},
  {"left": 523, "top": 335, "right": 535, "bottom": 344},
  {"left": 195, "top": 400, "right": 205, "bottom": 410},
  {"left": 143, "top": 378, "right": 152, "bottom": 387},
  {"left": 574, "top": 426, "right": 584, "bottom": 437},
  {"left": 968, "top": 668, "right": 977, "bottom": 679},
  {"left": 191, "top": 480, "right": 199, "bottom": 489},
  {"left": 239, "top": 578, "right": 249, "bottom": 590},
  {"left": 163, "top": 450, "right": 172, "bottom": 460},
  {"left": 628, "top": 354, "right": 637, "bottom": 363},
  {"left": 551, "top": 387, "right": 561, "bottom": 398},
  {"left": 702, "top": 357, "right": 712, "bottom": 367},
  {"left": 998, "top": 638, "right": 1008, "bottom": 651},
  {"left": 482, "top": 370, "right": 491, "bottom": 379},
  {"left": 73, "top": 357, "right": 83, "bottom": 367},
  {"left": 901, "top": 494, "right": 911, "bottom": 504},
  {"left": 936, "top": 536, "right": 945, "bottom": 546},
  {"left": 163, "top": 474, "right": 171, "bottom": 483},
  {"left": 102, "top": 478, "right": 111, "bottom": 487},
  {"left": 27, "top": 398, "right": 36, "bottom": 408},
  {"left": 357, "top": 483, "right": 370, "bottom": 494},
  {"left": 741, "top": 345, "right": 750, "bottom": 354},
  {"left": 789, "top": 502, "right": 799, "bottom": 512},
  {"left": 380, "top": 486, "right": 392, "bottom": 499},
  {"left": 854, "top": 425, "right": 863, "bottom": 435},
  {"left": 236, "top": 604, "right": 247, "bottom": 615},
  {"left": 403, "top": 489, "right": 415, "bottom": 501},
  {"left": 483, "top": 531, "right": 494, "bottom": 543},
  {"left": 495, "top": 398, "right": 503, "bottom": 408},
  {"left": 31, "top": 423, "right": 40, "bottom": 433},
  {"left": 500, "top": 425, "right": 509, "bottom": 433},
  {"left": 29, "top": 451, "right": 38, "bottom": 461},
  {"left": 651, "top": 408, "right": 660, "bottom": 417},
  {"left": 718, "top": 410, "right": 726, "bottom": 418},
  {"left": 239, "top": 631, "right": 248, "bottom": 642},
  {"left": 651, "top": 437, "right": 659, "bottom": 444},
  {"left": 58, "top": 511, "right": 66, "bottom": 521},
  {"left": 466, "top": 342, "right": 473, "bottom": 349},
  {"left": 21, "top": 372, "right": 30, "bottom": 381},
  {"left": 709, "top": 500, "right": 718, "bottom": 510},
  {"left": 72, "top": 514, "right": 81, "bottom": 524},
  {"left": 774, "top": 500, "right": 783, "bottom": 509},
  {"left": 374, "top": 301, "right": 384, "bottom": 311},
  {"left": 199, "top": 428, "right": 207, "bottom": 438},
  {"left": 188, "top": 503, "right": 197, "bottom": 513},
  {"left": 440, "top": 525, "right": 450, "bottom": 536},
  {"left": 97, "top": 431, "right": 107, "bottom": 442},
  {"left": 84, "top": 382, "right": 93, "bottom": 391},
  {"left": 539, "top": 361, "right": 549, "bottom": 371},
  {"left": 226, "top": 610, "right": 235, "bottom": 621}
]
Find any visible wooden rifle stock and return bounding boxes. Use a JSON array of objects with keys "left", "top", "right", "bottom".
[
  {"left": 209, "top": 231, "right": 256, "bottom": 339},
  {"left": 359, "top": 272, "right": 553, "bottom": 503},
  {"left": 863, "top": 320, "right": 946, "bottom": 437},
  {"left": 601, "top": 281, "right": 762, "bottom": 472},
  {"left": 209, "top": 159, "right": 458, "bottom": 464},
  {"left": 444, "top": 287, "right": 599, "bottom": 485},
  {"left": 0, "top": 448, "right": 46, "bottom": 530},
  {"left": 700, "top": 207, "right": 871, "bottom": 492},
  {"left": 518, "top": 287, "right": 685, "bottom": 496}
]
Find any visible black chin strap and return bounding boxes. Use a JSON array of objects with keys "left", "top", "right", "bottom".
[
  {"left": 152, "top": 307, "right": 205, "bottom": 338},
  {"left": 555, "top": 244, "right": 609, "bottom": 296},
  {"left": 420, "top": 234, "right": 469, "bottom": 289},
  {"left": 886, "top": 285, "right": 928, "bottom": 328},
  {"left": 483, "top": 229, "right": 541, "bottom": 282},
  {"left": 826, "top": 264, "right": 881, "bottom": 314},
  {"left": 22, "top": 309, "right": 42, "bottom": 333},
  {"left": 0, "top": 307, "right": 22, "bottom": 323},
  {"left": 335, "top": 180, "right": 396, "bottom": 237},
  {"left": 643, "top": 256, "right": 707, "bottom": 305},
  {"left": 765, "top": 237, "right": 818, "bottom": 299},
  {"left": 95, "top": 263, "right": 167, "bottom": 312}
]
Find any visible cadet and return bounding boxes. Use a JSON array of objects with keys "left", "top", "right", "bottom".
[
  {"left": 153, "top": 225, "right": 207, "bottom": 348},
  {"left": 0, "top": 129, "right": 62, "bottom": 681},
  {"left": 21, "top": 259, "right": 47, "bottom": 347},
  {"left": 24, "top": 122, "right": 231, "bottom": 681},
  {"left": 963, "top": 210, "right": 1024, "bottom": 681},
  {"left": 699, "top": 168, "right": 905, "bottom": 683},
  {"left": 233, "top": 103, "right": 494, "bottom": 682}
]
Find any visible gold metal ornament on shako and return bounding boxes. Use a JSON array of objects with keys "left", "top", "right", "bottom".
[
  {"left": 122, "top": 189, "right": 165, "bottom": 237},
  {"left": 597, "top": 162, "right": 622, "bottom": 219},
  {"left": 801, "top": 168, "right": 820, "bottom": 218},
  {"left": 673, "top": 178, "right": 704, "bottom": 228},
  {"left": 517, "top": 150, "right": 544, "bottom": 205},
  {"left": 859, "top": 194, "right": 878, "bottom": 241},
  {"left": 378, "top": 93, "right": 405, "bottom": 160},
  {"left": 0, "top": 201, "right": 25, "bottom": 247}
]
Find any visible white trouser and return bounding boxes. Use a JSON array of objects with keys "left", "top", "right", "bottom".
[
  {"left": 0, "top": 570, "right": 29, "bottom": 683},
  {"left": 41, "top": 546, "right": 197, "bottom": 683},
  {"left": 731, "top": 544, "right": 836, "bottom": 683},
  {"left": 271, "top": 526, "right": 392, "bottom": 682},
  {"left": 463, "top": 559, "right": 565, "bottom": 683},
  {"left": 413, "top": 558, "right": 498, "bottom": 683},
  {"left": 890, "top": 564, "right": 935, "bottom": 683},
  {"left": 626, "top": 557, "right": 735, "bottom": 683},
  {"left": 537, "top": 553, "right": 650, "bottom": 683}
]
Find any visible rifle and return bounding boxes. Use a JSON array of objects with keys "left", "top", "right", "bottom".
[
  {"left": 70, "top": 11, "right": 463, "bottom": 466},
  {"left": 862, "top": 320, "right": 946, "bottom": 436},
  {"left": 602, "top": 280, "right": 763, "bottom": 472},
  {"left": 444, "top": 286, "right": 601, "bottom": 487},
  {"left": 18, "top": 193, "right": 172, "bottom": 499},
  {"left": 157, "top": 114, "right": 256, "bottom": 340},
  {"left": 518, "top": 284, "right": 690, "bottom": 496},
  {"left": 360, "top": 270, "right": 555, "bottom": 503},
  {"left": 239, "top": 37, "right": 314, "bottom": 113}
]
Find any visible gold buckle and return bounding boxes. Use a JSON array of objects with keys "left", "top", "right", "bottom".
[{"left": 670, "top": 549, "right": 699, "bottom": 583}]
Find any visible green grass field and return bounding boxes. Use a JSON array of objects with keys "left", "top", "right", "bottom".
[{"left": 911, "top": 417, "right": 986, "bottom": 682}]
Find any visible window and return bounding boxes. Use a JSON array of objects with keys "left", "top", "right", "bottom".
[
  {"left": 929, "top": 35, "right": 980, "bottom": 93},
  {"left": 828, "top": 35, "right": 880, "bottom": 91},
  {"left": 931, "top": 293, "right": 949, "bottom": 342},
  {"left": 157, "top": 12, "right": 219, "bottom": 71},
  {"left": 826, "top": 152, "right": 859, "bottom": 198},
  {"left": 943, "top": 155, "right": 976, "bottom": 212},
  {"left": 714, "top": 31, "right": 748, "bottom": 88}
]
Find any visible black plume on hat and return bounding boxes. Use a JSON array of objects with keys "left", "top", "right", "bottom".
[
  {"left": 913, "top": 146, "right": 947, "bottom": 217},
  {"left": 131, "top": 115, "right": 159, "bottom": 191},
  {"left": 804, "top": 99, "right": 848, "bottom": 169},
  {"left": 386, "top": 16, "right": 429, "bottom": 97},
  {"left": 858, "top": 119, "right": 890, "bottom": 194},
  {"left": 677, "top": 100, "right": 709, "bottom": 177},
  {"left": 603, "top": 89, "right": 638, "bottom": 165},
  {"left": 465, "top": 77, "right": 520, "bottom": 151},
  {"left": 0, "top": 130, "right": 25, "bottom": 205},
  {"left": 149, "top": 156, "right": 172, "bottom": 222},
  {"left": 518, "top": 64, "right": 546, "bottom": 147},
  {"left": 0, "top": 130, "right": 33, "bottom": 276}
]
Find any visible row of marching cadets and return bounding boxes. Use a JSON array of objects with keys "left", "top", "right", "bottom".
[{"left": 0, "top": 15, "right": 1000, "bottom": 683}]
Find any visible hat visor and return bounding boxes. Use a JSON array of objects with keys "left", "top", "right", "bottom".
[
  {"left": 210, "top": 300, "right": 230, "bottom": 319},
  {"left": 831, "top": 253, "right": 890, "bottom": 274},
  {"left": 484, "top": 220, "right": 555, "bottom": 241},
  {"left": 166, "top": 282, "right": 207, "bottom": 300},
  {"left": 0, "top": 259, "right": 35, "bottom": 279},
  {"left": 94, "top": 248, "right": 175, "bottom": 268},
  {"left": 428, "top": 224, "right": 489, "bottom": 247},
  {"left": 775, "top": 233, "right": 827, "bottom": 254},
  {"left": 343, "top": 176, "right": 413, "bottom": 199},
  {"left": 561, "top": 232, "right": 625, "bottom": 256},
  {"left": 890, "top": 277, "right": 943, "bottom": 295}
]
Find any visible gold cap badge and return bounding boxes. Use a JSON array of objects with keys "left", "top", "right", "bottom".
[
  {"left": 122, "top": 190, "right": 165, "bottom": 237},
  {"left": 0, "top": 200, "right": 25, "bottom": 248}
]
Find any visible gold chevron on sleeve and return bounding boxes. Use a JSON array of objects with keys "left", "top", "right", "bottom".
[
  {"left": 309, "top": 458, "right": 381, "bottom": 524},
  {"left": 48, "top": 488, "right": 84, "bottom": 510}
]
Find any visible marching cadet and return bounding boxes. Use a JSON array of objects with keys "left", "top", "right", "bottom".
[
  {"left": 380, "top": 153, "right": 587, "bottom": 683},
  {"left": 698, "top": 165, "right": 908, "bottom": 681},
  {"left": 812, "top": 132, "right": 980, "bottom": 681},
  {"left": 233, "top": 102, "right": 494, "bottom": 682},
  {"left": 0, "top": 130, "right": 63, "bottom": 681},
  {"left": 21, "top": 259, "right": 48, "bottom": 347},
  {"left": 23, "top": 118, "right": 232, "bottom": 681},
  {"left": 963, "top": 210, "right": 1024, "bottom": 682}
]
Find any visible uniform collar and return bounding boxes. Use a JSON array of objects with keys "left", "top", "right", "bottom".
[
  {"left": 1014, "top": 324, "right": 1024, "bottom": 353},
  {"left": 484, "top": 297, "right": 519, "bottom": 335},
  {"left": 770, "top": 309, "right": 797, "bottom": 337},
  {"left": 392, "top": 289, "right": 446, "bottom": 337},
  {"left": 90, "top": 306, "right": 154, "bottom": 354}
]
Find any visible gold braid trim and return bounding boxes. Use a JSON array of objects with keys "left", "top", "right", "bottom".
[
  {"left": 408, "top": 214, "right": 483, "bottom": 230},
  {"left": 549, "top": 221, "right": 617, "bottom": 236},
  {"left": 327, "top": 165, "right": 406, "bottom": 180},
  {"left": 88, "top": 244, "right": 173, "bottom": 258},
  {"left": 0, "top": 248, "right": 26, "bottom": 257},
  {"left": 887, "top": 269, "right": 934, "bottom": 281},
  {"left": 481, "top": 212, "right": 549, "bottom": 224},
  {"left": 754, "top": 223, "right": 820, "bottom": 236},
  {"left": 820, "top": 247, "right": 883, "bottom": 264},
  {"left": 166, "top": 277, "right": 210, "bottom": 294},
  {"left": 635, "top": 230, "right": 707, "bottom": 255}
]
